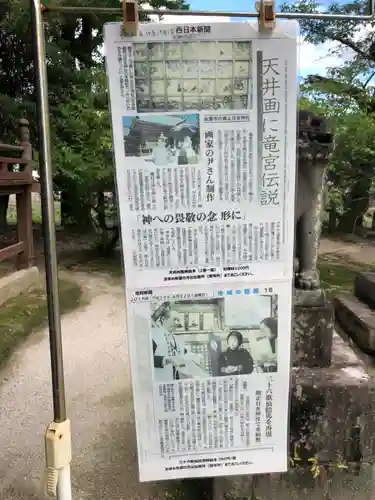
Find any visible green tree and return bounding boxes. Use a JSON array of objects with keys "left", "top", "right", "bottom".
[
  {"left": 282, "top": 0, "right": 375, "bottom": 232},
  {"left": 0, "top": 0, "right": 189, "bottom": 234},
  {"left": 51, "top": 68, "right": 113, "bottom": 225},
  {"left": 330, "top": 112, "right": 375, "bottom": 230}
]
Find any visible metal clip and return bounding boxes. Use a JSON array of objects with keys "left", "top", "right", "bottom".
[
  {"left": 122, "top": 0, "right": 139, "bottom": 37},
  {"left": 40, "top": 3, "right": 49, "bottom": 14},
  {"left": 255, "top": 0, "right": 276, "bottom": 32}
]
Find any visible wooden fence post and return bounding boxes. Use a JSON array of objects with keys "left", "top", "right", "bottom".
[{"left": 16, "top": 118, "right": 34, "bottom": 268}]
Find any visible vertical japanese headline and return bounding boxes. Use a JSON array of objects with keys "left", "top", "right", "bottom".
[{"left": 261, "top": 57, "right": 281, "bottom": 206}]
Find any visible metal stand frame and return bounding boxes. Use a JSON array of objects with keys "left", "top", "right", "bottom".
[{"left": 29, "top": 1, "right": 374, "bottom": 499}]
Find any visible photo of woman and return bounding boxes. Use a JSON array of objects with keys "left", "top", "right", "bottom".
[
  {"left": 255, "top": 317, "right": 278, "bottom": 373},
  {"left": 218, "top": 330, "right": 254, "bottom": 376}
]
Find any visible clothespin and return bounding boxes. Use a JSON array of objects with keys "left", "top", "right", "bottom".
[
  {"left": 255, "top": 0, "right": 276, "bottom": 32},
  {"left": 122, "top": 0, "right": 139, "bottom": 36},
  {"left": 40, "top": 3, "right": 49, "bottom": 14}
]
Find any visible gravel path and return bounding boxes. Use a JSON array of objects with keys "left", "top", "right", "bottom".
[{"left": 0, "top": 272, "right": 173, "bottom": 500}]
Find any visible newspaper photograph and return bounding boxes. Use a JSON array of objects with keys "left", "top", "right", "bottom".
[
  {"left": 128, "top": 280, "right": 292, "bottom": 481},
  {"left": 123, "top": 112, "right": 200, "bottom": 165},
  {"left": 104, "top": 21, "right": 298, "bottom": 290},
  {"left": 151, "top": 294, "right": 278, "bottom": 382}
]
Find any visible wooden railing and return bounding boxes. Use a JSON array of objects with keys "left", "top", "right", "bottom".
[{"left": 0, "top": 119, "right": 34, "bottom": 269}]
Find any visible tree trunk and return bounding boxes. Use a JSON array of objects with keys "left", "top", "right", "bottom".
[
  {"left": 94, "top": 191, "right": 120, "bottom": 256},
  {"left": 337, "top": 178, "right": 371, "bottom": 233},
  {"left": 80, "top": 16, "right": 94, "bottom": 68},
  {"left": 60, "top": 190, "right": 92, "bottom": 232},
  {"left": 0, "top": 195, "right": 10, "bottom": 233},
  {"left": 327, "top": 204, "right": 337, "bottom": 233},
  {"left": 97, "top": 191, "right": 106, "bottom": 230},
  {"left": 338, "top": 203, "right": 368, "bottom": 233}
]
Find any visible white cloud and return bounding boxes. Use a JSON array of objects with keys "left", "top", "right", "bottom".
[
  {"left": 298, "top": 23, "right": 375, "bottom": 77},
  {"left": 298, "top": 37, "right": 342, "bottom": 76},
  {"left": 354, "top": 22, "right": 374, "bottom": 42}
]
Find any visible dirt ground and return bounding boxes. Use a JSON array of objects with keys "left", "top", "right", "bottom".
[
  {"left": 0, "top": 235, "right": 373, "bottom": 500},
  {"left": 319, "top": 236, "right": 375, "bottom": 266},
  {"left": 0, "top": 271, "right": 186, "bottom": 500}
]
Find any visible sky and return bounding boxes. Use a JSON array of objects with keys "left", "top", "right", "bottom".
[{"left": 147, "top": 0, "right": 365, "bottom": 79}]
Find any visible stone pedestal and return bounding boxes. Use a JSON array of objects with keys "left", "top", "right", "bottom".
[
  {"left": 293, "top": 289, "right": 334, "bottom": 368},
  {"left": 291, "top": 334, "right": 375, "bottom": 465}
]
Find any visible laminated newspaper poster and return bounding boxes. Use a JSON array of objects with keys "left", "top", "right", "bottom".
[
  {"left": 104, "top": 21, "right": 298, "bottom": 290},
  {"left": 127, "top": 279, "right": 292, "bottom": 481}
]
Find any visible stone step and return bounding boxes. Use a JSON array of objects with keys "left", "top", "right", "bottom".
[
  {"left": 355, "top": 272, "right": 375, "bottom": 309},
  {"left": 333, "top": 293, "right": 375, "bottom": 355}
]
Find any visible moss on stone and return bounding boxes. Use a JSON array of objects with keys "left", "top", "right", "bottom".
[{"left": 318, "top": 255, "right": 372, "bottom": 300}]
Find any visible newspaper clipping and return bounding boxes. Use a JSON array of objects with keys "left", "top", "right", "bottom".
[
  {"left": 105, "top": 21, "right": 298, "bottom": 290},
  {"left": 128, "top": 280, "right": 292, "bottom": 481},
  {"left": 104, "top": 20, "right": 298, "bottom": 481}
]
